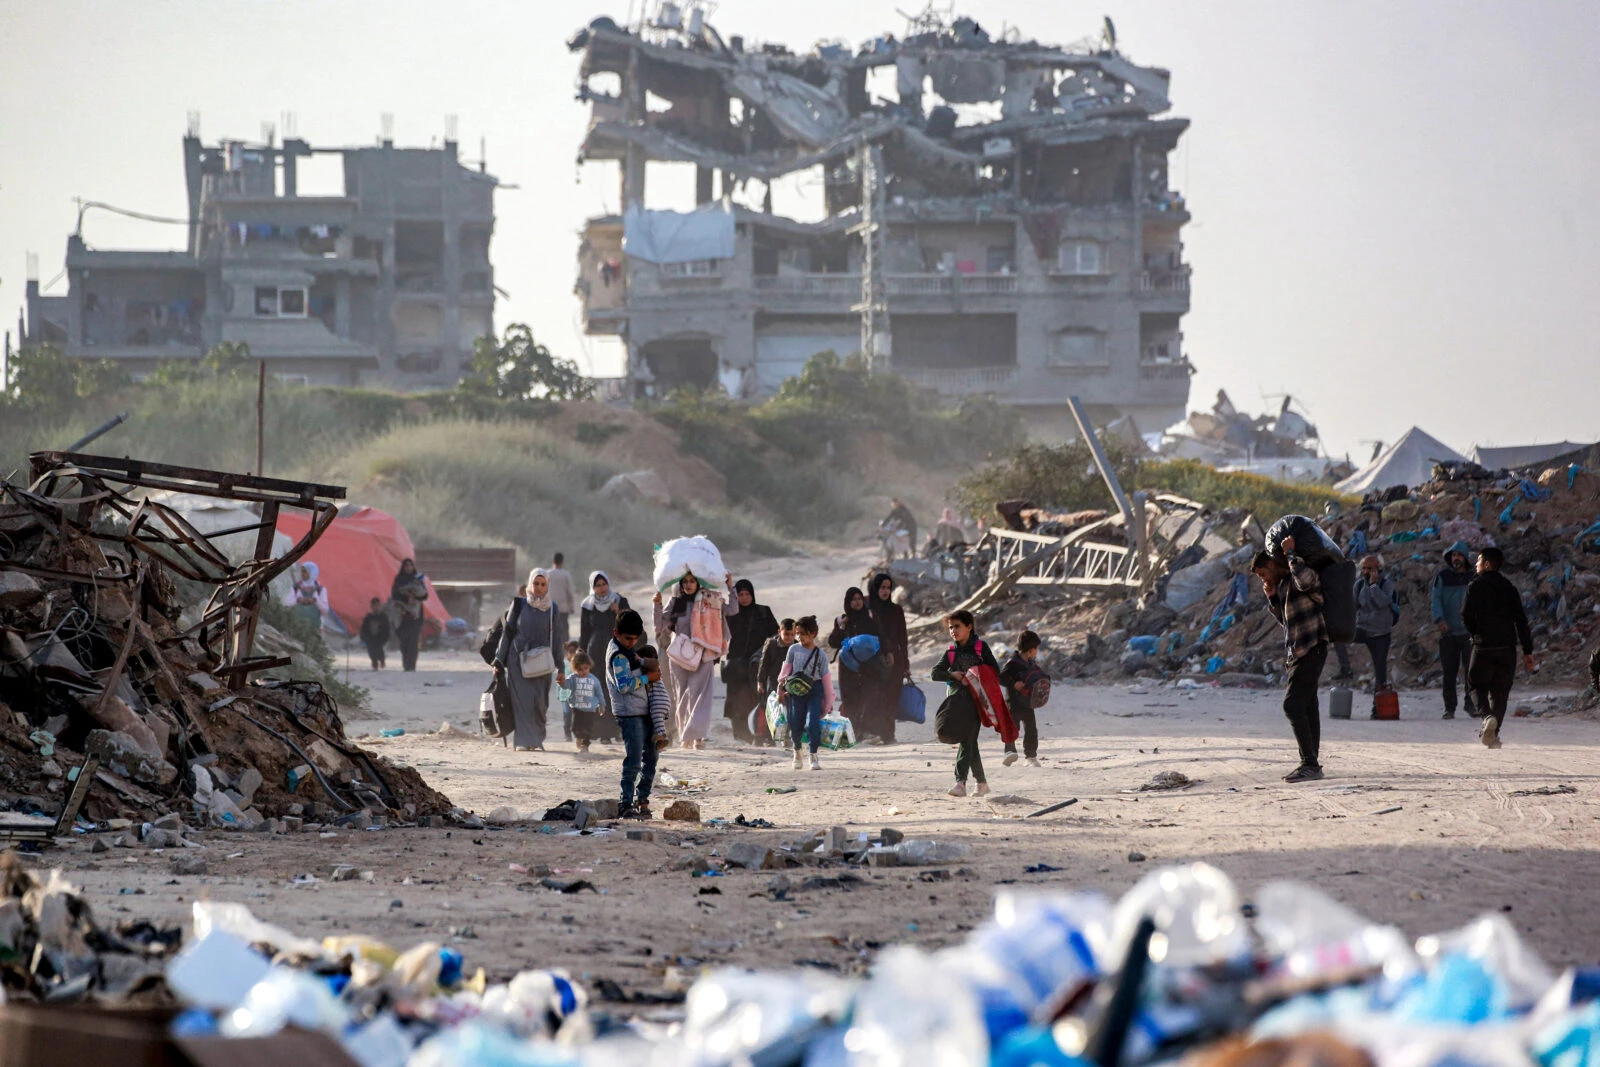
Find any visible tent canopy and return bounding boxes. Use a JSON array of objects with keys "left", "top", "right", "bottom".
[
  {"left": 1335, "top": 427, "right": 1465, "bottom": 495},
  {"left": 276, "top": 505, "right": 450, "bottom": 638},
  {"left": 1469, "top": 442, "right": 1590, "bottom": 471}
]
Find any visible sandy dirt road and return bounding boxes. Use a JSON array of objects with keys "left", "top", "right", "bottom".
[{"left": 42, "top": 548, "right": 1600, "bottom": 997}]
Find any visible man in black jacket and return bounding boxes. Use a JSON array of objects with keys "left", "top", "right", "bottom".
[{"left": 1461, "top": 546, "right": 1535, "bottom": 749}]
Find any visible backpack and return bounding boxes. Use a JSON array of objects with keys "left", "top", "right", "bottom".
[
  {"left": 480, "top": 598, "right": 522, "bottom": 665},
  {"left": 1025, "top": 665, "right": 1052, "bottom": 709}
]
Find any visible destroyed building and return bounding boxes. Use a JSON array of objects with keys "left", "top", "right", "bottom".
[
  {"left": 20, "top": 122, "right": 497, "bottom": 388},
  {"left": 571, "top": 6, "right": 1193, "bottom": 440}
]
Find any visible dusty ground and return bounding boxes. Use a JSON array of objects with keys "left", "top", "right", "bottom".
[{"left": 29, "top": 549, "right": 1600, "bottom": 997}]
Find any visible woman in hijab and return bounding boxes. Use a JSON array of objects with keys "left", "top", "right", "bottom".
[
  {"left": 868, "top": 572, "right": 909, "bottom": 744},
  {"left": 723, "top": 578, "right": 779, "bottom": 744},
  {"left": 391, "top": 558, "right": 430, "bottom": 672},
  {"left": 578, "top": 571, "right": 630, "bottom": 744},
  {"left": 653, "top": 572, "right": 737, "bottom": 748},
  {"left": 494, "top": 568, "right": 566, "bottom": 751},
  {"left": 828, "top": 586, "right": 881, "bottom": 742}
]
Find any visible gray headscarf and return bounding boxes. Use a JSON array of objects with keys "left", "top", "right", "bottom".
[{"left": 583, "top": 570, "right": 619, "bottom": 612}]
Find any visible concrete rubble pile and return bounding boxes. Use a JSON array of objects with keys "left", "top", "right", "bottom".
[
  {"left": 5, "top": 860, "right": 1598, "bottom": 1067},
  {"left": 0, "top": 453, "right": 450, "bottom": 839},
  {"left": 955, "top": 462, "right": 1600, "bottom": 696}
]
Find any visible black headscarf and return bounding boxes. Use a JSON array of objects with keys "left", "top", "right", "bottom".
[
  {"left": 727, "top": 578, "right": 778, "bottom": 658},
  {"left": 840, "top": 586, "right": 878, "bottom": 638},
  {"left": 869, "top": 571, "right": 907, "bottom": 661},
  {"left": 391, "top": 558, "right": 425, "bottom": 599}
]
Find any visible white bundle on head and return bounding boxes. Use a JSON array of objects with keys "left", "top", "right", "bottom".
[{"left": 652, "top": 535, "right": 727, "bottom": 592}]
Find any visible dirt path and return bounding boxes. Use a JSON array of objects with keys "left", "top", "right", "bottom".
[{"left": 43, "top": 548, "right": 1600, "bottom": 996}]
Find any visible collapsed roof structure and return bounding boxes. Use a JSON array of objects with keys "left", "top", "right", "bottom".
[{"left": 570, "top": 4, "right": 1194, "bottom": 440}]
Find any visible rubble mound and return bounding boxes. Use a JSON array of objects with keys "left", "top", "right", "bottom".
[{"left": 0, "top": 459, "right": 450, "bottom": 829}]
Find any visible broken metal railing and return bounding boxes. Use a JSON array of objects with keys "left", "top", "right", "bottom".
[
  {"left": 21, "top": 451, "right": 344, "bottom": 686},
  {"left": 984, "top": 518, "right": 1144, "bottom": 591}
]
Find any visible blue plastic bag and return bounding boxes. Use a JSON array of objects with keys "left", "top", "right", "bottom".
[
  {"left": 839, "top": 634, "right": 881, "bottom": 672},
  {"left": 1125, "top": 635, "right": 1160, "bottom": 655},
  {"left": 897, "top": 683, "right": 927, "bottom": 724}
]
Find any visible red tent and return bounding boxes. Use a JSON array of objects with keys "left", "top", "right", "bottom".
[{"left": 276, "top": 506, "right": 450, "bottom": 637}]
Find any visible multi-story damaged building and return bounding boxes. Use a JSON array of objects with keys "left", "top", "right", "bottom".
[
  {"left": 20, "top": 127, "right": 497, "bottom": 388},
  {"left": 570, "top": 6, "right": 1193, "bottom": 439}
]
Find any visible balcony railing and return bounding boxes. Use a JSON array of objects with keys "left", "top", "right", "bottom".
[
  {"left": 1139, "top": 267, "right": 1191, "bottom": 292},
  {"left": 887, "top": 274, "right": 1018, "bottom": 297},
  {"left": 896, "top": 365, "right": 1019, "bottom": 392},
  {"left": 1139, "top": 359, "right": 1195, "bottom": 381},
  {"left": 753, "top": 274, "right": 862, "bottom": 298}
]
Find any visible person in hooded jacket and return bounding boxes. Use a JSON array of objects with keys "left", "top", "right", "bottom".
[
  {"left": 867, "top": 572, "right": 909, "bottom": 744},
  {"left": 724, "top": 579, "right": 779, "bottom": 743},
  {"left": 579, "top": 571, "right": 629, "bottom": 743},
  {"left": 828, "top": 587, "right": 881, "bottom": 742},
  {"left": 1431, "top": 541, "right": 1478, "bottom": 719}
]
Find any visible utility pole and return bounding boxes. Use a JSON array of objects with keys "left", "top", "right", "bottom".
[
  {"left": 256, "top": 360, "right": 266, "bottom": 475},
  {"left": 851, "top": 142, "right": 891, "bottom": 373}
]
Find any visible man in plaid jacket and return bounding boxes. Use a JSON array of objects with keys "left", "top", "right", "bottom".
[{"left": 1253, "top": 535, "right": 1328, "bottom": 782}]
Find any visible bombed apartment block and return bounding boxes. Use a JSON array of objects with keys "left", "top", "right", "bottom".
[
  {"left": 21, "top": 123, "right": 497, "bottom": 388},
  {"left": 571, "top": 5, "right": 1193, "bottom": 439}
]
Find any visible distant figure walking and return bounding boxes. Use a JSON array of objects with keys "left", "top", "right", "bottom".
[
  {"left": 1463, "top": 546, "right": 1535, "bottom": 749},
  {"left": 724, "top": 579, "right": 778, "bottom": 743},
  {"left": 493, "top": 569, "right": 566, "bottom": 751},
  {"left": 1432, "top": 542, "right": 1477, "bottom": 719},
  {"left": 882, "top": 499, "right": 917, "bottom": 560},
  {"left": 654, "top": 573, "right": 736, "bottom": 748},
  {"left": 547, "top": 552, "right": 579, "bottom": 647},
  {"left": 391, "top": 558, "right": 430, "bottom": 672},
  {"left": 1253, "top": 536, "right": 1328, "bottom": 782},
  {"left": 359, "top": 597, "right": 391, "bottom": 670},
  {"left": 828, "top": 587, "right": 881, "bottom": 742},
  {"left": 578, "top": 571, "right": 629, "bottom": 743}
]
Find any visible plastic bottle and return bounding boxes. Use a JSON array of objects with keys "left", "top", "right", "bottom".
[
  {"left": 843, "top": 946, "right": 987, "bottom": 1067},
  {"left": 682, "top": 968, "right": 851, "bottom": 1064},
  {"left": 220, "top": 966, "right": 350, "bottom": 1037}
]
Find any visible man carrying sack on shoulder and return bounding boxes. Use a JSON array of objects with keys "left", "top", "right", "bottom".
[{"left": 1253, "top": 534, "right": 1329, "bottom": 783}]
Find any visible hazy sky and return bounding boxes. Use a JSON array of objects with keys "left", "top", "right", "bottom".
[{"left": 3, "top": 1, "right": 1597, "bottom": 461}]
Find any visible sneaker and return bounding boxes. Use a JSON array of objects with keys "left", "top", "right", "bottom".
[
  {"left": 1480, "top": 718, "right": 1502, "bottom": 749},
  {"left": 793, "top": 750, "right": 804, "bottom": 770},
  {"left": 808, "top": 753, "right": 821, "bottom": 770},
  {"left": 948, "top": 782, "right": 968, "bottom": 798},
  {"left": 973, "top": 783, "right": 991, "bottom": 797},
  {"left": 1002, "top": 751, "right": 1019, "bottom": 767},
  {"left": 618, "top": 802, "right": 635, "bottom": 818},
  {"left": 1026, "top": 757, "right": 1042, "bottom": 767},
  {"left": 1283, "top": 764, "right": 1325, "bottom": 783},
  {"left": 630, "top": 804, "right": 654, "bottom": 820}
]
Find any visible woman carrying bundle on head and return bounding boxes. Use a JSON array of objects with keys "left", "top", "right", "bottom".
[{"left": 653, "top": 571, "right": 737, "bottom": 748}]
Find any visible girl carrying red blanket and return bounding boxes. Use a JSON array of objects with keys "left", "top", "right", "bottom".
[{"left": 931, "top": 610, "right": 1017, "bottom": 797}]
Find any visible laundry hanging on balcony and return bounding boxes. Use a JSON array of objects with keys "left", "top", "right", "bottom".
[{"left": 622, "top": 202, "right": 736, "bottom": 265}]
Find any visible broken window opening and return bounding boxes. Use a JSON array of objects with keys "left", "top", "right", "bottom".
[
  {"left": 891, "top": 314, "right": 1016, "bottom": 371},
  {"left": 641, "top": 337, "right": 718, "bottom": 392},
  {"left": 1057, "top": 240, "right": 1102, "bottom": 276}
]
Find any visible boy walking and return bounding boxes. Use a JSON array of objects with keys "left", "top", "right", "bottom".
[
  {"left": 754, "top": 618, "right": 797, "bottom": 746},
  {"left": 1253, "top": 535, "right": 1328, "bottom": 782},
  {"left": 359, "top": 597, "right": 391, "bottom": 670},
  {"left": 1000, "top": 631, "right": 1043, "bottom": 767},
  {"left": 607, "top": 610, "right": 660, "bottom": 818},
  {"left": 1462, "top": 546, "right": 1535, "bottom": 749}
]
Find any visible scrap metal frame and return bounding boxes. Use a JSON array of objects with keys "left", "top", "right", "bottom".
[{"left": 24, "top": 452, "right": 344, "bottom": 686}]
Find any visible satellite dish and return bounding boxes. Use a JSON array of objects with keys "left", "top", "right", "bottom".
[{"left": 1102, "top": 16, "right": 1117, "bottom": 51}]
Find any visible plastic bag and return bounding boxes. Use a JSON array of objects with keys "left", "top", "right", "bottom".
[
  {"left": 897, "top": 683, "right": 927, "bottom": 724},
  {"left": 1415, "top": 913, "right": 1555, "bottom": 1011},
  {"left": 1265, "top": 515, "right": 1344, "bottom": 569},
  {"left": 682, "top": 968, "right": 851, "bottom": 1064},
  {"left": 166, "top": 928, "right": 272, "bottom": 1011},
  {"left": 1254, "top": 881, "right": 1415, "bottom": 982},
  {"left": 839, "top": 634, "right": 881, "bottom": 672},
  {"left": 818, "top": 713, "right": 855, "bottom": 750},
  {"left": 765, "top": 691, "right": 790, "bottom": 745},
  {"left": 652, "top": 535, "right": 727, "bottom": 592},
  {"left": 192, "top": 900, "right": 323, "bottom": 959}
]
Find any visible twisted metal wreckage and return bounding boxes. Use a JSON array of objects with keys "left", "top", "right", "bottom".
[{"left": 0, "top": 452, "right": 447, "bottom": 836}]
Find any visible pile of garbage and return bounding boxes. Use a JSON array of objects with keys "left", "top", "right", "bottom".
[
  {"left": 0, "top": 461, "right": 449, "bottom": 831},
  {"left": 972, "top": 462, "right": 1600, "bottom": 693},
  {"left": 8, "top": 859, "right": 1598, "bottom": 1067}
]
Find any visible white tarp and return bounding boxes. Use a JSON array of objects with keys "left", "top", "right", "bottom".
[
  {"left": 652, "top": 536, "right": 727, "bottom": 592},
  {"left": 622, "top": 203, "right": 736, "bottom": 265},
  {"left": 1335, "top": 427, "right": 1465, "bottom": 495},
  {"left": 1469, "top": 442, "right": 1588, "bottom": 470}
]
